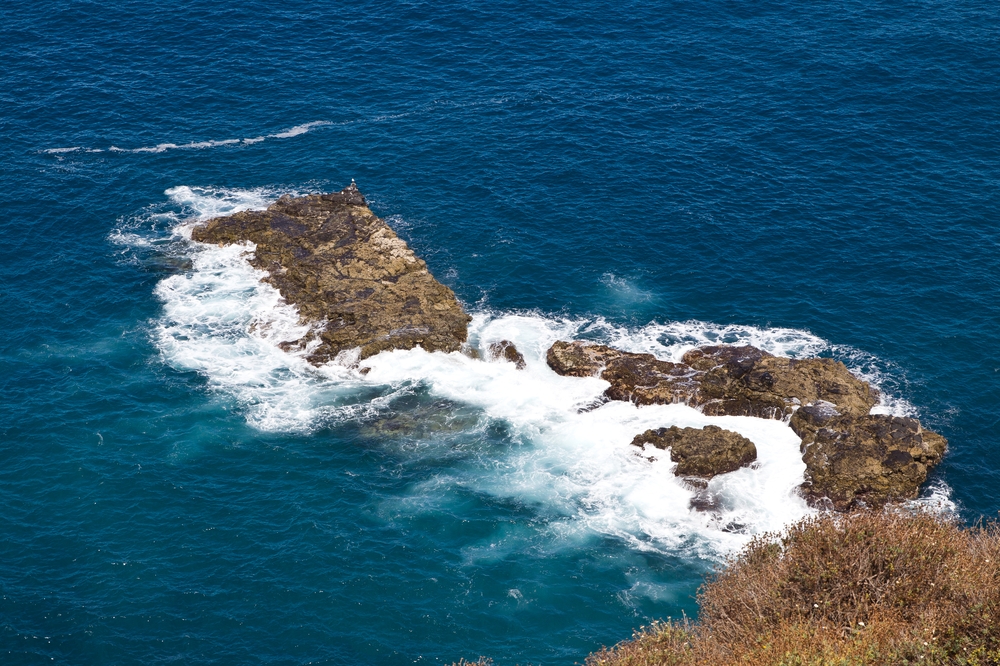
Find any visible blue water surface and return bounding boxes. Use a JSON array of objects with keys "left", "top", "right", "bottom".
[{"left": 2, "top": 1, "right": 1000, "bottom": 664}]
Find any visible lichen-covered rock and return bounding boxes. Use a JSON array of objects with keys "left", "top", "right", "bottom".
[
  {"left": 792, "top": 406, "right": 948, "bottom": 510},
  {"left": 683, "top": 346, "right": 879, "bottom": 419},
  {"left": 487, "top": 340, "right": 526, "bottom": 369},
  {"left": 545, "top": 341, "right": 879, "bottom": 420},
  {"left": 191, "top": 183, "right": 471, "bottom": 364},
  {"left": 631, "top": 425, "right": 758, "bottom": 479},
  {"left": 545, "top": 341, "right": 625, "bottom": 377},
  {"left": 682, "top": 344, "right": 771, "bottom": 376},
  {"left": 788, "top": 399, "right": 844, "bottom": 435}
]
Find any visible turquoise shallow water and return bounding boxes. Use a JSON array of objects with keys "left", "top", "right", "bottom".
[{"left": 3, "top": 1, "right": 1000, "bottom": 663}]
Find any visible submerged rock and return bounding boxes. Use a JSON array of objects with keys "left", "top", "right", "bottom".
[
  {"left": 191, "top": 183, "right": 470, "bottom": 364},
  {"left": 360, "top": 398, "right": 482, "bottom": 441},
  {"left": 487, "top": 340, "right": 526, "bottom": 369},
  {"left": 792, "top": 404, "right": 948, "bottom": 511},
  {"left": 631, "top": 425, "right": 758, "bottom": 479}
]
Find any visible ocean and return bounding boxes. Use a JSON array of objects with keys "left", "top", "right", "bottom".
[{"left": 2, "top": 1, "right": 999, "bottom": 663}]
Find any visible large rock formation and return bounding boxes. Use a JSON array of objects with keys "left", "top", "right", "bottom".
[
  {"left": 631, "top": 425, "right": 757, "bottom": 479},
  {"left": 191, "top": 183, "right": 470, "bottom": 364},
  {"left": 548, "top": 340, "right": 947, "bottom": 510},
  {"left": 791, "top": 401, "right": 948, "bottom": 511}
]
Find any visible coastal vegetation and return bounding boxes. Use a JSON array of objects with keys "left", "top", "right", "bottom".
[{"left": 587, "top": 510, "right": 1000, "bottom": 665}]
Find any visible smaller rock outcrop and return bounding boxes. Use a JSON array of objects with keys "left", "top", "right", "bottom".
[
  {"left": 791, "top": 402, "right": 947, "bottom": 511},
  {"left": 487, "top": 340, "right": 526, "bottom": 369},
  {"left": 631, "top": 425, "right": 758, "bottom": 479}
]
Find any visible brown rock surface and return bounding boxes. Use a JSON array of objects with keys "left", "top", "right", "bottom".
[
  {"left": 191, "top": 183, "right": 471, "bottom": 364},
  {"left": 545, "top": 341, "right": 701, "bottom": 404},
  {"left": 548, "top": 339, "right": 946, "bottom": 512},
  {"left": 631, "top": 425, "right": 758, "bottom": 479},
  {"left": 545, "top": 342, "right": 879, "bottom": 419},
  {"left": 683, "top": 345, "right": 879, "bottom": 419},
  {"left": 487, "top": 340, "right": 526, "bottom": 369},
  {"left": 791, "top": 402, "right": 948, "bottom": 510},
  {"left": 600, "top": 354, "right": 703, "bottom": 405},
  {"left": 545, "top": 341, "right": 625, "bottom": 377}
]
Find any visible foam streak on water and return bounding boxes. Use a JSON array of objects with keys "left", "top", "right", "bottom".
[
  {"left": 132, "top": 185, "right": 951, "bottom": 560},
  {"left": 42, "top": 121, "right": 332, "bottom": 155}
]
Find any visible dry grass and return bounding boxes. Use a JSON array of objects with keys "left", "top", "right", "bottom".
[{"left": 588, "top": 511, "right": 1000, "bottom": 666}]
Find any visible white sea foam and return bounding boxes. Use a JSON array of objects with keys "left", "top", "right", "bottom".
[
  {"left": 906, "top": 481, "right": 958, "bottom": 515},
  {"left": 153, "top": 239, "right": 391, "bottom": 431},
  {"left": 268, "top": 121, "right": 331, "bottom": 138},
  {"left": 163, "top": 185, "right": 284, "bottom": 222},
  {"left": 108, "top": 185, "right": 295, "bottom": 257},
  {"left": 131, "top": 185, "right": 944, "bottom": 558},
  {"left": 363, "top": 317, "right": 813, "bottom": 556}
]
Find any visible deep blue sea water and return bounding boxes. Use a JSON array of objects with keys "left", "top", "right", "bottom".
[{"left": 3, "top": 1, "right": 1000, "bottom": 663}]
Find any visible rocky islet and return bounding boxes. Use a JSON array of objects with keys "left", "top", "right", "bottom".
[
  {"left": 547, "top": 340, "right": 946, "bottom": 509},
  {"left": 631, "top": 425, "right": 758, "bottom": 480},
  {"left": 192, "top": 185, "right": 947, "bottom": 512}
]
